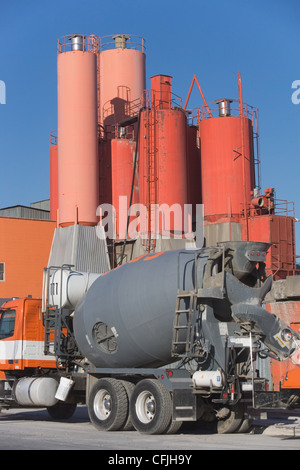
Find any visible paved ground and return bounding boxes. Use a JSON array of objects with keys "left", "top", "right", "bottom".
[{"left": 0, "top": 406, "right": 299, "bottom": 451}]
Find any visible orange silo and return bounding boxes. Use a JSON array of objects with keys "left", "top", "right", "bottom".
[
  {"left": 199, "top": 99, "right": 255, "bottom": 220},
  {"left": 98, "top": 34, "right": 146, "bottom": 128},
  {"left": 98, "top": 35, "right": 146, "bottom": 239},
  {"left": 110, "top": 139, "right": 138, "bottom": 240},
  {"left": 57, "top": 34, "right": 99, "bottom": 227},
  {"left": 138, "top": 75, "right": 188, "bottom": 243}
]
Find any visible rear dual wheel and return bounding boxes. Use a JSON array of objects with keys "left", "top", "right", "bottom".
[
  {"left": 88, "top": 377, "right": 181, "bottom": 435},
  {"left": 88, "top": 378, "right": 129, "bottom": 431},
  {"left": 130, "top": 379, "right": 179, "bottom": 435}
]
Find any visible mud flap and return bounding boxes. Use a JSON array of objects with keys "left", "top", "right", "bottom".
[{"left": 172, "top": 388, "right": 197, "bottom": 421}]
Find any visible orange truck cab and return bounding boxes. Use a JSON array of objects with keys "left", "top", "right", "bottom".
[
  {"left": 0, "top": 297, "right": 57, "bottom": 376},
  {"left": 0, "top": 298, "right": 81, "bottom": 418}
]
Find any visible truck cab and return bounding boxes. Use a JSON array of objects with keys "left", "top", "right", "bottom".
[{"left": 0, "top": 297, "right": 57, "bottom": 376}]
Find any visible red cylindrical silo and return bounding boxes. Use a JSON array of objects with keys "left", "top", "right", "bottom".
[
  {"left": 139, "top": 106, "right": 188, "bottom": 237},
  {"left": 98, "top": 34, "right": 146, "bottom": 219},
  {"left": 110, "top": 139, "right": 138, "bottom": 240},
  {"left": 200, "top": 109, "right": 255, "bottom": 220},
  {"left": 57, "top": 35, "right": 99, "bottom": 227}
]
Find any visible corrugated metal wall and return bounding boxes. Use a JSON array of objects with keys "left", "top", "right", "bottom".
[
  {"left": 0, "top": 205, "right": 50, "bottom": 220},
  {"left": 47, "top": 225, "right": 110, "bottom": 274}
]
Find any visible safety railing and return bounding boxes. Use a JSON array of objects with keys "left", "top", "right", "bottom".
[
  {"left": 273, "top": 199, "right": 295, "bottom": 217},
  {"left": 101, "top": 87, "right": 184, "bottom": 140},
  {"left": 57, "top": 34, "right": 145, "bottom": 54},
  {"left": 187, "top": 99, "right": 258, "bottom": 125},
  {"left": 141, "top": 89, "right": 182, "bottom": 110},
  {"left": 98, "top": 34, "right": 145, "bottom": 52},
  {"left": 242, "top": 198, "right": 295, "bottom": 218},
  {"left": 57, "top": 34, "right": 98, "bottom": 53}
]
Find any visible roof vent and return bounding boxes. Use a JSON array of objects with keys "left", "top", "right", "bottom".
[
  {"left": 112, "top": 34, "right": 130, "bottom": 49},
  {"left": 68, "top": 34, "right": 85, "bottom": 51}
]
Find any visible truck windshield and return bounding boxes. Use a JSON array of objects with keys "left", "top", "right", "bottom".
[{"left": 0, "top": 310, "right": 16, "bottom": 339}]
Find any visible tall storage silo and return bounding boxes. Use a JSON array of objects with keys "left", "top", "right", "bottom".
[
  {"left": 138, "top": 75, "right": 188, "bottom": 242},
  {"left": 199, "top": 99, "right": 255, "bottom": 220},
  {"left": 97, "top": 35, "right": 146, "bottom": 241},
  {"left": 98, "top": 34, "right": 146, "bottom": 128},
  {"left": 57, "top": 34, "right": 99, "bottom": 227}
]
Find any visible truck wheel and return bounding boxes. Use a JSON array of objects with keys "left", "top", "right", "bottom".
[
  {"left": 47, "top": 402, "right": 77, "bottom": 420},
  {"left": 166, "top": 420, "right": 183, "bottom": 434},
  {"left": 236, "top": 406, "right": 253, "bottom": 433},
  {"left": 216, "top": 402, "right": 244, "bottom": 434},
  {"left": 237, "top": 416, "right": 253, "bottom": 433},
  {"left": 120, "top": 380, "right": 135, "bottom": 431},
  {"left": 88, "top": 378, "right": 128, "bottom": 431},
  {"left": 130, "top": 379, "right": 172, "bottom": 434}
]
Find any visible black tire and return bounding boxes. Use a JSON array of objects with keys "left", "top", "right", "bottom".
[
  {"left": 47, "top": 402, "right": 77, "bottom": 420},
  {"left": 236, "top": 417, "right": 253, "bottom": 433},
  {"left": 216, "top": 402, "right": 244, "bottom": 434},
  {"left": 166, "top": 419, "right": 183, "bottom": 434},
  {"left": 88, "top": 378, "right": 128, "bottom": 431},
  {"left": 120, "top": 380, "right": 135, "bottom": 431},
  {"left": 236, "top": 406, "right": 253, "bottom": 433},
  {"left": 130, "top": 379, "right": 172, "bottom": 435}
]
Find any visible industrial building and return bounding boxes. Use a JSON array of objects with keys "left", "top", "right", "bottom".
[
  {"left": 0, "top": 32, "right": 299, "bottom": 397},
  {"left": 0, "top": 201, "right": 55, "bottom": 299}
]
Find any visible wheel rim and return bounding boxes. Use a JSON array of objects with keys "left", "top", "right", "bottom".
[
  {"left": 135, "top": 391, "right": 156, "bottom": 423},
  {"left": 94, "top": 389, "right": 112, "bottom": 420}
]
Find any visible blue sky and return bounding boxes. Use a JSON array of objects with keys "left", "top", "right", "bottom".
[{"left": 0, "top": 0, "right": 299, "bottom": 249}]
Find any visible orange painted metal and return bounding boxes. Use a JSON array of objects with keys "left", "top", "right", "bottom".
[
  {"left": 150, "top": 74, "right": 172, "bottom": 109},
  {"left": 57, "top": 41, "right": 99, "bottom": 227},
  {"left": 200, "top": 115, "right": 255, "bottom": 219},
  {"left": 184, "top": 74, "right": 212, "bottom": 117},
  {"left": 98, "top": 35, "right": 146, "bottom": 128},
  {"left": 238, "top": 71, "right": 243, "bottom": 117},
  {"left": 49, "top": 131, "right": 58, "bottom": 221},
  {"left": 246, "top": 213, "right": 296, "bottom": 279},
  {"left": 0, "top": 298, "right": 57, "bottom": 371},
  {"left": 266, "top": 301, "right": 300, "bottom": 391},
  {"left": 110, "top": 139, "right": 138, "bottom": 240},
  {"left": 98, "top": 35, "right": 145, "bottom": 227},
  {"left": 0, "top": 218, "right": 56, "bottom": 299},
  {"left": 138, "top": 76, "right": 188, "bottom": 241}
]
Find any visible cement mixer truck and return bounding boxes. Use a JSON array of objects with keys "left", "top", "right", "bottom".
[{"left": 0, "top": 241, "right": 299, "bottom": 434}]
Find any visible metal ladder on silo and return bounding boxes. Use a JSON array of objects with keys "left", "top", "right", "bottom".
[
  {"left": 171, "top": 290, "right": 198, "bottom": 357},
  {"left": 143, "top": 104, "right": 158, "bottom": 253}
]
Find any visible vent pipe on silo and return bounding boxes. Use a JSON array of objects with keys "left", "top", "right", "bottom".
[
  {"left": 112, "top": 34, "right": 130, "bottom": 49},
  {"left": 69, "top": 34, "right": 85, "bottom": 51}
]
